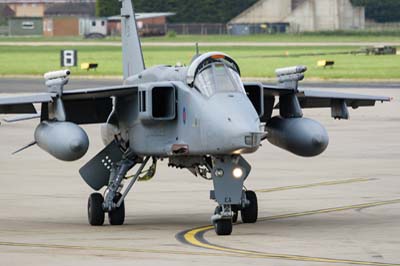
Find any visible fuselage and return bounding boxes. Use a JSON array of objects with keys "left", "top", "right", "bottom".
[{"left": 107, "top": 61, "right": 262, "bottom": 157}]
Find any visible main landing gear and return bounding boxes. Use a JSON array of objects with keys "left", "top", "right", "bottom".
[
  {"left": 88, "top": 192, "right": 126, "bottom": 226},
  {"left": 210, "top": 155, "right": 258, "bottom": 235},
  {"left": 87, "top": 153, "right": 154, "bottom": 226}
]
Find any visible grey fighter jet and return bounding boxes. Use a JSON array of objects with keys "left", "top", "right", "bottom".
[{"left": 0, "top": 0, "right": 391, "bottom": 235}]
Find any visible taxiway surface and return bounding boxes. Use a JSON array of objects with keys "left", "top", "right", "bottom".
[{"left": 0, "top": 80, "right": 399, "bottom": 266}]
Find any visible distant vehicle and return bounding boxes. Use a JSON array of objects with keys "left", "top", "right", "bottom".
[
  {"left": 80, "top": 18, "right": 107, "bottom": 39},
  {"left": 363, "top": 46, "right": 397, "bottom": 55},
  {"left": 0, "top": 0, "right": 391, "bottom": 235}
]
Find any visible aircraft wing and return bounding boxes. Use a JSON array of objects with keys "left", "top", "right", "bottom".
[
  {"left": 261, "top": 84, "right": 391, "bottom": 120},
  {"left": 60, "top": 85, "right": 138, "bottom": 124},
  {"left": 0, "top": 93, "right": 54, "bottom": 114},
  {"left": 262, "top": 84, "right": 391, "bottom": 107},
  {"left": 0, "top": 85, "right": 137, "bottom": 124},
  {"left": 296, "top": 90, "right": 391, "bottom": 109},
  {"left": 262, "top": 84, "right": 296, "bottom": 96},
  {"left": 62, "top": 85, "right": 137, "bottom": 100}
]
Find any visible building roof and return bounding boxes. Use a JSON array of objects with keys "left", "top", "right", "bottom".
[
  {"left": 1, "top": 4, "right": 15, "bottom": 17},
  {"left": 108, "top": 13, "right": 176, "bottom": 21},
  {"left": 9, "top": 16, "right": 42, "bottom": 19},
  {"left": 44, "top": 2, "right": 95, "bottom": 16},
  {"left": 229, "top": 0, "right": 363, "bottom": 24}
]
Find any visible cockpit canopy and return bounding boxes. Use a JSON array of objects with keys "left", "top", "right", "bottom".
[{"left": 186, "top": 52, "right": 245, "bottom": 97}]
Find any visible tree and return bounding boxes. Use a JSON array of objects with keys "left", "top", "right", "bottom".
[
  {"left": 132, "top": 0, "right": 258, "bottom": 23},
  {"left": 96, "top": 0, "right": 120, "bottom": 17},
  {"left": 351, "top": 0, "right": 400, "bottom": 22}
]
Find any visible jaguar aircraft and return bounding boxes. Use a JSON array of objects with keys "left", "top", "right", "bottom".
[{"left": 0, "top": 0, "right": 391, "bottom": 235}]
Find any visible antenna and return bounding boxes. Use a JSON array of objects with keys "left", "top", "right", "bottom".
[
  {"left": 190, "top": 43, "right": 201, "bottom": 63},
  {"left": 195, "top": 43, "right": 200, "bottom": 56}
]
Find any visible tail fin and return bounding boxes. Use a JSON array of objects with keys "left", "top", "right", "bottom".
[{"left": 121, "top": 0, "right": 145, "bottom": 80}]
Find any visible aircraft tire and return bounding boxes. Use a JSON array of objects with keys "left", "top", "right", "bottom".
[
  {"left": 108, "top": 193, "right": 125, "bottom": 225},
  {"left": 232, "top": 211, "right": 238, "bottom": 223},
  {"left": 88, "top": 193, "right": 105, "bottom": 226},
  {"left": 214, "top": 219, "right": 233, "bottom": 236},
  {"left": 241, "top": 190, "right": 258, "bottom": 223}
]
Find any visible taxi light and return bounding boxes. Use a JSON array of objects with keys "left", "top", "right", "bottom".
[{"left": 232, "top": 167, "right": 244, "bottom": 179}]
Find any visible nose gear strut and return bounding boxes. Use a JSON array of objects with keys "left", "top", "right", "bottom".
[{"left": 209, "top": 155, "right": 256, "bottom": 235}]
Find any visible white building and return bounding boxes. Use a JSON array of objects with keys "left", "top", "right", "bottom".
[{"left": 229, "top": 0, "right": 365, "bottom": 33}]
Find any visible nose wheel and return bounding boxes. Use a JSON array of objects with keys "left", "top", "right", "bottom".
[
  {"left": 241, "top": 190, "right": 258, "bottom": 223},
  {"left": 214, "top": 219, "right": 233, "bottom": 235},
  {"left": 213, "top": 205, "right": 233, "bottom": 235},
  {"left": 211, "top": 190, "right": 258, "bottom": 235}
]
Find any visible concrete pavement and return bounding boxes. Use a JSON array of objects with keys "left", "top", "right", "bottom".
[{"left": 0, "top": 83, "right": 399, "bottom": 266}]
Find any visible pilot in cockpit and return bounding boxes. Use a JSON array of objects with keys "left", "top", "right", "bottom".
[{"left": 192, "top": 58, "right": 246, "bottom": 98}]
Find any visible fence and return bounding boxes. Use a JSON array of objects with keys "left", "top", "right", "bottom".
[
  {"left": 110, "top": 23, "right": 228, "bottom": 37},
  {"left": 365, "top": 22, "right": 400, "bottom": 31},
  {"left": 0, "top": 25, "right": 9, "bottom": 36},
  {"left": 166, "top": 23, "right": 227, "bottom": 35}
]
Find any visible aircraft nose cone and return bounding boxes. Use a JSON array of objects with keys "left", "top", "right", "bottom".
[{"left": 202, "top": 92, "right": 261, "bottom": 154}]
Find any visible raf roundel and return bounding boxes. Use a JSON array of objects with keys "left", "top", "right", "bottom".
[{"left": 183, "top": 107, "right": 187, "bottom": 125}]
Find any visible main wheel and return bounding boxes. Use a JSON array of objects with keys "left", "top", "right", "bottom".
[
  {"left": 232, "top": 211, "right": 238, "bottom": 223},
  {"left": 241, "top": 190, "right": 258, "bottom": 223},
  {"left": 214, "top": 219, "right": 232, "bottom": 236},
  {"left": 108, "top": 193, "right": 125, "bottom": 225},
  {"left": 88, "top": 193, "right": 105, "bottom": 226},
  {"left": 231, "top": 205, "right": 239, "bottom": 223}
]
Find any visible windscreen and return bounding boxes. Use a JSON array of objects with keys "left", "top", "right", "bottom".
[{"left": 193, "top": 62, "right": 245, "bottom": 98}]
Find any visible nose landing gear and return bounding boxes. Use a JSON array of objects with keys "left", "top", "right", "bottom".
[
  {"left": 212, "top": 190, "right": 258, "bottom": 235},
  {"left": 210, "top": 155, "right": 258, "bottom": 235}
]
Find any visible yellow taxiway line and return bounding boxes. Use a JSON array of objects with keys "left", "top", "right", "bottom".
[
  {"left": 180, "top": 199, "right": 400, "bottom": 266},
  {"left": 0, "top": 241, "right": 235, "bottom": 258},
  {"left": 255, "top": 177, "right": 374, "bottom": 193}
]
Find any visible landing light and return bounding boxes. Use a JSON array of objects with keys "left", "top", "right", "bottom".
[{"left": 232, "top": 167, "right": 244, "bottom": 179}]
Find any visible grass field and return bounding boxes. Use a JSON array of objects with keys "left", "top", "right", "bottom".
[
  {"left": 0, "top": 45, "right": 399, "bottom": 80},
  {"left": 1, "top": 32, "right": 400, "bottom": 43},
  {"left": 144, "top": 32, "right": 400, "bottom": 43}
]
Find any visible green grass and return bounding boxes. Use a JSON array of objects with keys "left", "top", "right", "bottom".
[
  {"left": 143, "top": 32, "right": 400, "bottom": 43},
  {"left": 1, "top": 32, "right": 400, "bottom": 43},
  {"left": 0, "top": 45, "right": 399, "bottom": 80}
]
